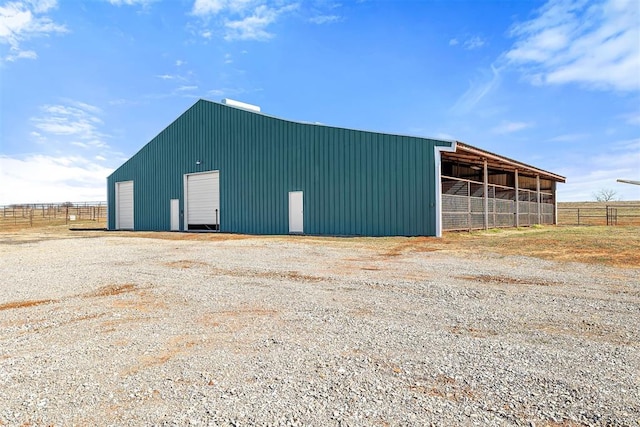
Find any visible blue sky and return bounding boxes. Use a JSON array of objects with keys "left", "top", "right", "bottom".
[{"left": 0, "top": 0, "right": 638, "bottom": 204}]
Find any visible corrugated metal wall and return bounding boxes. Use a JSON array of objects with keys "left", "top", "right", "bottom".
[{"left": 107, "top": 99, "right": 451, "bottom": 236}]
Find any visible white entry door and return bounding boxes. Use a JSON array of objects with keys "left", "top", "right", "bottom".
[
  {"left": 170, "top": 199, "right": 179, "bottom": 231},
  {"left": 116, "top": 181, "right": 134, "bottom": 230},
  {"left": 289, "top": 191, "right": 303, "bottom": 234}
]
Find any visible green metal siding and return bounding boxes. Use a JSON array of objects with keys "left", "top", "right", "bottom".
[{"left": 107, "top": 99, "right": 452, "bottom": 236}]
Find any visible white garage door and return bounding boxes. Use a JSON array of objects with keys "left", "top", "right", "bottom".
[
  {"left": 186, "top": 171, "right": 220, "bottom": 230},
  {"left": 116, "top": 181, "right": 134, "bottom": 230}
]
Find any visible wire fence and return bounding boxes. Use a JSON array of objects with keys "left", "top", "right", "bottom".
[
  {"left": 0, "top": 202, "right": 107, "bottom": 229},
  {"left": 558, "top": 204, "right": 640, "bottom": 226}
]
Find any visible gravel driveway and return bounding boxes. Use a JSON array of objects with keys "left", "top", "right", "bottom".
[{"left": 0, "top": 234, "right": 638, "bottom": 426}]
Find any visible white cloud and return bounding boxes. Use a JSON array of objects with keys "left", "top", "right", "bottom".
[
  {"left": 548, "top": 133, "right": 589, "bottom": 142},
  {"left": 464, "top": 36, "right": 485, "bottom": 50},
  {"left": 31, "top": 101, "right": 109, "bottom": 147},
  {"left": 505, "top": 0, "right": 640, "bottom": 92},
  {"left": 491, "top": 120, "right": 533, "bottom": 134},
  {"left": 175, "top": 59, "right": 185, "bottom": 66},
  {"left": 4, "top": 48, "right": 36, "bottom": 60},
  {"left": 0, "top": 0, "right": 67, "bottom": 62},
  {"left": 621, "top": 111, "right": 640, "bottom": 126},
  {"left": 224, "top": 4, "right": 298, "bottom": 41},
  {"left": 106, "top": 0, "right": 156, "bottom": 6},
  {"left": 176, "top": 85, "right": 198, "bottom": 91},
  {"left": 191, "top": 1, "right": 298, "bottom": 42},
  {"left": 449, "top": 35, "right": 486, "bottom": 49},
  {"left": 0, "top": 154, "right": 113, "bottom": 204},
  {"left": 192, "top": 0, "right": 226, "bottom": 15},
  {"left": 192, "top": 0, "right": 257, "bottom": 16},
  {"left": 556, "top": 137, "right": 640, "bottom": 201},
  {"left": 451, "top": 64, "right": 501, "bottom": 114},
  {"left": 308, "top": 14, "right": 340, "bottom": 24}
]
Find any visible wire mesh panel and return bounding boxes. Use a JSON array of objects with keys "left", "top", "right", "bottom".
[
  {"left": 470, "top": 197, "right": 484, "bottom": 213},
  {"left": 442, "top": 195, "right": 470, "bottom": 212},
  {"left": 441, "top": 176, "right": 557, "bottom": 231},
  {"left": 470, "top": 213, "right": 485, "bottom": 229},
  {"left": 496, "top": 213, "right": 515, "bottom": 227},
  {"left": 442, "top": 212, "right": 470, "bottom": 230}
]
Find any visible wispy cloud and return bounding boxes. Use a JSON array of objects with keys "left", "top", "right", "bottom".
[
  {"left": 548, "top": 133, "right": 589, "bottom": 142},
  {"left": 464, "top": 36, "right": 485, "bottom": 50},
  {"left": 449, "top": 35, "right": 486, "bottom": 50},
  {"left": 621, "top": 111, "right": 640, "bottom": 126},
  {"left": 191, "top": 1, "right": 299, "bottom": 41},
  {"left": 505, "top": 0, "right": 640, "bottom": 92},
  {"left": 308, "top": 14, "right": 341, "bottom": 24},
  {"left": 491, "top": 120, "right": 533, "bottom": 134},
  {"left": 224, "top": 3, "right": 298, "bottom": 41},
  {"left": 450, "top": 64, "right": 501, "bottom": 114},
  {"left": 106, "top": 0, "right": 157, "bottom": 6},
  {"left": 31, "top": 101, "right": 109, "bottom": 148},
  {"left": 0, "top": 0, "right": 67, "bottom": 62}
]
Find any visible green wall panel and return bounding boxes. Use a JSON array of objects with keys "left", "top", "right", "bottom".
[{"left": 107, "top": 99, "right": 452, "bottom": 236}]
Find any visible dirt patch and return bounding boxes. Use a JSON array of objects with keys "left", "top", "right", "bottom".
[
  {"left": 458, "top": 275, "right": 560, "bottom": 287},
  {"left": 0, "top": 299, "right": 57, "bottom": 311},
  {"left": 409, "top": 375, "right": 475, "bottom": 402},
  {"left": 83, "top": 284, "right": 137, "bottom": 298},
  {"left": 529, "top": 320, "right": 634, "bottom": 345},
  {"left": 164, "top": 259, "right": 209, "bottom": 269}
]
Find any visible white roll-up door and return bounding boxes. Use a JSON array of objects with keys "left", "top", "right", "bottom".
[
  {"left": 116, "top": 181, "right": 134, "bottom": 230},
  {"left": 185, "top": 171, "right": 219, "bottom": 230}
]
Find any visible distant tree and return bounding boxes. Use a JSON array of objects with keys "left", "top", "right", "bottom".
[
  {"left": 61, "top": 201, "right": 74, "bottom": 207},
  {"left": 592, "top": 188, "right": 620, "bottom": 202}
]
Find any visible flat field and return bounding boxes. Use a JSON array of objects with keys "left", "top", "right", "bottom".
[{"left": 0, "top": 226, "right": 638, "bottom": 426}]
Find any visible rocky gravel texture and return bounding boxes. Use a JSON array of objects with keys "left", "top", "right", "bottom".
[{"left": 0, "top": 234, "right": 638, "bottom": 426}]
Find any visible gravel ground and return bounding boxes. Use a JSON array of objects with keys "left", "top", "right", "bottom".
[{"left": 0, "top": 234, "right": 638, "bottom": 426}]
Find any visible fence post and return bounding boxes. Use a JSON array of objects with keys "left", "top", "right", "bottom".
[{"left": 577, "top": 208, "right": 580, "bottom": 226}]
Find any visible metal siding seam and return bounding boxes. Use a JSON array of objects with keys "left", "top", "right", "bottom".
[{"left": 407, "top": 138, "right": 415, "bottom": 235}]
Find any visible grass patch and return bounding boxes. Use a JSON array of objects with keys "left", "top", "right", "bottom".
[{"left": 442, "top": 226, "right": 640, "bottom": 268}]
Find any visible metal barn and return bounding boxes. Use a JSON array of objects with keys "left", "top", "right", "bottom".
[{"left": 107, "top": 99, "right": 565, "bottom": 236}]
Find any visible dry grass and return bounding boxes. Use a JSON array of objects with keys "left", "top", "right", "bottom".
[
  {"left": 2, "top": 212, "right": 639, "bottom": 268},
  {"left": 0, "top": 215, "right": 106, "bottom": 232},
  {"left": 440, "top": 226, "right": 640, "bottom": 268},
  {"left": 558, "top": 201, "right": 640, "bottom": 226}
]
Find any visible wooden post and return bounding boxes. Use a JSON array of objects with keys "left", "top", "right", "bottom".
[
  {"left": 467, "top": 181, "right": 471, "bottom": 231},
  {"left": 515, "top": 170, "right": 519, "bottom": 227},
  {"left": 483, "top": 159, "right": 489, "bottom": 230},
  {"left": 536, "top": 175, "right": 541, "bottom": 225}
]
